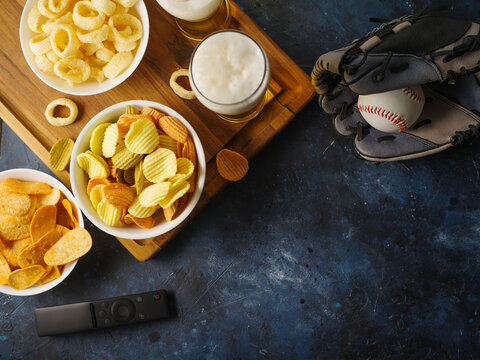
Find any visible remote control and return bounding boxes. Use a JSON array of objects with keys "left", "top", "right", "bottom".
[{"left": 35, "top": 290, "right": 170, "bottom": 336}]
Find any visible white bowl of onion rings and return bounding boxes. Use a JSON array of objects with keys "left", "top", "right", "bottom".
[{"left": 19, "top": 0, "right": 149, "bottom": 96}]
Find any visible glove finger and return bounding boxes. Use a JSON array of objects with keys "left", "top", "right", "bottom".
[
  {"left": 334, "top": 106, "right": 367, "bottom": 137},
  {"left": 320, "top": 85, "right": 357, "bottom": 114},
  {"left": 311, "top": 46, "right": 354, "bottom": 95}
]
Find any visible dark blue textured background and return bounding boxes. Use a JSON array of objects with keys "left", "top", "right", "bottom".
[{"left": 1, "top": 0, "right": 480, "bottom": 359}]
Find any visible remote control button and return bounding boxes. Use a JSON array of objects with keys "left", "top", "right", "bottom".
[
  {"left": 138, "top": 313, "right": 145, "bottom": 320},
  {"left": 111, "top": 299, "right": 135, "bottom": 323},
  {"left": 136, "top": 296, "right": 143, "bottom": 303},
  {"left": 104, "top": 319, "right": 111, "bottom": 325},
  {"left": 98, "top": 310, "right": 106, "bottom": 318},
  {"left": 153, "top": 294, "right": 161, "bottom": 300}
]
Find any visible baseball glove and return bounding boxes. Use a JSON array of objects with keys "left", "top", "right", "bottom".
[{"left": 311, "top": 9, "right": 480, "bottom": 162}]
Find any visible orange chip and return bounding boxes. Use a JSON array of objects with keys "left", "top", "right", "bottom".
[
  {"left": 141, "top": 107, "right": 166, "bottom": 128},
  {"left": 0, "top": 216, "right": 30, "bottom": 241},
  {"left": 7, "top": 265, "right": 45, "bottom": 290},
  {"left": 0, "top": 178, "right": 51, "bottom": 195},
  {"left": 103, "top": 183, "right": 135, "bottom": 208},
  {"left": 1, "top": 238, "right": 31, "bottom": 268},
  {"left": 44, "top": 228, "right": 92, "bottom": 265},
  {"left": 30, "top": 205, "right": 57, "bottom": 243},
  {"left": 87, "top": 177, "right": 111, "bottom": 195},
  {"left": 117, "top": 114, "right": 153, "bottom": 138},
  {"left": 182, "top": 136, "right": 197, "bottom": 167},
  {"left": 17, "top": 229, "right": 61, "bottom": 268},
  {"left": 36, "top": 188, "right": 61, "bottom": 207},
  {"left": 61, "top": 199, "right": 79, "bottom": 228},
  {"left": 37, "top": 265, "right": 61, "bottom": 285},
  {"left": 10, "top": 196, "right": 37, "bottom": 224},
  {"left": 177, "top": 194, "right": 188, "bottom": 214},
  {"left": 0, "top": 191, "right": 32, "bottom": 216},
  {"left": 187, "top": 169, "right": 196, "bottom": 193},
  {"left": 123, "top": 213, "right": 154, "bottom": 228},
  {"left": 0, "top": 253, "right": 11, "bottom": 284},
  {"left": 216, "top": 149, "right": 249, "bottom": 182},
  {"left": 159, "top": 116, "right": 188, "bottom": 143},
  {"left": 55, "top": 224, "right": 71, "bottom": 237},
  {"left": 106, "top": 158, "right": 119, "bottom": 178},
  {"left": 163, "top": 200, "right": 177, "bottom": 222},
  {"left": 56, "top": 200, "right": 74, "bottom": 229}
]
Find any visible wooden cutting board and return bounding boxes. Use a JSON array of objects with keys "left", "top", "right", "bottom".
[{"left": 0, "top": 0, "right": 314, "bottom": 260}]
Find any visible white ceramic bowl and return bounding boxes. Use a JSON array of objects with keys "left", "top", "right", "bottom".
[
  {"left": 19, "top": 0, "right": 150, "bottom": 96},
  {"left": 0, "top": 168, "right": 82, "bottom": 296},
  {"left": 70, "top": 100, "right": 206, "bottom": 240}
]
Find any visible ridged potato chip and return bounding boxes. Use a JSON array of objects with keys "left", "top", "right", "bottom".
[
  {"left": 0, "top": 191, "right": 32, "bottom": 216},
  {"left": 0, "top": 178, "right": 51, "bottom": 195},
  {"left": 30, "top": 33, "right": 52, "bottom": 55},
  {"left": 102, "top": 123, "right": 120, "bottom": 157},
  {"left": 112, "top": 142, "right": 143, "bottom": 169},
  {"left": 125, "top": 118, "right": 160, "bottom": 154},
  {"left": 8, "top": 265, "right": 45, "bottom": 290},
  {"left": 30, "top": 205, "right": 57, "bottom": 243},
  {"left": 44, "top": 227, "right": 92, "bottom": 265},
  {"left": 77, "top": 24, "right": 109, "bottom": 43},
  {"left": 37, "top": 265, "right": 61, "bottom": 285},
  {"left": 54, "top": 56, "right": 91, "bottom": 84},
  {"left": 108, "top": 14, "right": 143, "bottom": 43},
  {"left": 141, "top": 107, "right": 166, "bottom": 128},
  {"left": 87, "top": 177, "right": 110, "bottom": 195},
  {"left": 159, "top": 116, "right": 188, "bottom": 143},
  {"left": 128, "top": 197, "right": 156, "bottom": 218},
  {"left": 117, "top": 114, "right": 150, "bottom": 137},
  {"left": 126, "top": 105, "right": 139, "bottom": 115},
  {"left": 216, "top": 149, "right": 249, "bottom": 182},
  {"left": 96, "top": 198, "right": 122, "bottom": 226},
  {"left": 143, "top": 148, "right": 177, "bottom": 184},
  {"left": 18, "top": 229, "right": 61, "bottom": 268},
  {"left": 102, "top": 50, "right": 133, "bottom": 79},
  {"left": 182, "top": 136, "right": 197, "bottom": 167},
  {"left": 49, "top": 138, "right": 74, "bottom": 171},
  {"left": 90, "top": 123, "right": 111, "bottom": 155},
  {"left": 1, "top": 238, "right": 31, "bottom": 268},
  {"left": 134, "top": 161, "right": 144, "bottom": 195},
  {"left": 175, "top": 158, "right": 194, "bottom": 181},
  {"left": 158, "top": 180, "right": 190, "bottom": 209},
  {"left": 45, "top": 98, "right": 78, "bottom": 126},
  {"left": 73, "top": 1, "right": 106, "bottom": 30},
  {"left": 106, "top": 157, "right": 119, "bottom": 177},
  {"left": 50, "top": 24, "right": 81, "bottom": 58},
  {"left": 157, "top": 135, "right": 178, "bottom": 155},
  {"left": 36, "top": 188, "right": 62, "bottom": 207},
  {"left": 103, "top": 183, "right": 135, "bottom": 208},
  {"left": 123, "top": 167, "right": 135, "bottom": 185},
  {"left": 123, "top": 214, "right": 154, "bottom": 228},
  {"left": 77, "top": 151, "right": 110, "bottom": 178},
  {"left": 138, "top": 182, "right": 171, "bottom": 208},
  {"left": 89, "top": 184, "right": 105, "bottom": 210},
  {"left": 0, "top": 253, "right": 11, "bottom": 284}
]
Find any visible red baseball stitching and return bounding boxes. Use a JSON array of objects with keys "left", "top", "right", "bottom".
[
  {"left": 358, "top": 104, "right": 408, "bottom": 131},
  {"left": 403, "top": 87, "right": 425, "bottom": 103}
]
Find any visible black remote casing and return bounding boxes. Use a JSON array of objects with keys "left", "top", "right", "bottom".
[{"left": 35, "top": 290, "right": 170, "bottom": 336}]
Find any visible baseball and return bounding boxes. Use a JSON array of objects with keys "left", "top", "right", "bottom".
[{"left": 357, "top": 85, "right": 425, "bottom": 133}]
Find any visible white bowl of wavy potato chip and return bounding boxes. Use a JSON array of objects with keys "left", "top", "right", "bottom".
[
  {"left": 0, "top": 169, "right": 83, "bottom": 296},
  {"left": 19, "top": 0, "right": 149, "bottom": 96},
  {"left": 70, "top": 100, "right": 206, "bottom": 240}
]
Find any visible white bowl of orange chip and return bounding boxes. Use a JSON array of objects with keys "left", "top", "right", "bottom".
[
  {"left": 19, "top": 0, "right": 149, "bottom": 96},
  {"left": 70, "top": 100, "right": 206, "bottom": 240},
  {"left": 0, "top": 168, "right": 90, "bottom": 296}
]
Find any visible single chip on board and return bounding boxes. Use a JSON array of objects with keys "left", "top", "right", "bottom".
[
  {"left": 8, "top": 265, "right": 45, "bottom": 290},
  {"left": 36, "top": 188, "right": 62, "bottom": 207},
  {"left": 0, "top": 253, "right": 11, "bottom": 284},
  {"left": 30, "top": 205, "right": 57, "bottom": 243},
  {"left": 0, "top": 178, "right": 51, "bottom": 195},
  {"left": 159, "top": 116, "right": 188, "bottom": 143},
  {"left": 96, "top": 198, "right": 122, "bottom": 226},
  {"left": 0, "top": 191, "right": 32, "bottom": 216},
  {"left": 138, "top": 182, "right": 171, "bottom": 208},
  {"left": 90, "top": 123, "right": 111, "bottom": 155},
  {"left": 216, "top": 149, "right": 249, "bottom": 182},
  {"left": 143, "top": 148, "right": 177, "bottom": 184},
  {"left": 103, "top": 183, "right": 135, "bottom": 208},
  {"left": 44, "top": 227, "right": 92, "bottom": 266},
  {"left": 17, "top": 229, "right": 61, "bottom": 268},
  {"left": 125, "top": 118, "right": 160, "bottom": 154},
  {"left": 127, "top": 197, "right": 156, "bottom": 218},
  {"left": 49, "top": 138, "right": 75, "bottom": 171}
]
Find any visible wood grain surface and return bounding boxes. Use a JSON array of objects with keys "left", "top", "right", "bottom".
[{"left": 0, "top": 0, "right": 314, "bottom": 260}]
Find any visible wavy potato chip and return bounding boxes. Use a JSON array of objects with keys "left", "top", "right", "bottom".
[
  {"left": 8, "top": 265, "right": 45, "bottom": 290},
  {"left": 0, "top": 178, "right": 51, "bottom": 195},
  {"left": 128, "top": 197, "right": 156, "bottom": 218},
  {"left": 103, "top": 183, "right": 135, "bottom": 208},
  {"left": 112, "top": 142, "right": 143, "bottom": 169},
  {"left": 102, "top": 123, "right": 120, "bottom": 157},
  {"left": 159, "top": 116, "right": 188, "bottom": 143},
  {"left": 157, "top": 135, "right": 178, "bottom": 155},
  {"left": 49, "top": 138, "right": 75, "bottom": 171},
  {"left": 89, "top": 184, "right": 105, "bottom": 210},
  {"left": 90, "top": 123, "right": 111, "bottom": 155},
  {"left": 30, "top": 205, "right": 57, "bottom": 243},
  {"left": 123, "top": 167, "right": 135, "bottom": 185},
  {"left": 96, "top": 199, "right": 122, "bottom": 226},
  {"left": 0, "top": 191, "right": 32, "bottom": 216},
  {"left": 44, "top": 227, "right": 92, "bottom": 265},
  {"left": 134, "top": 161, "right": 144, "bottom": 195},
  {"left": 36, "top": 188, "right": 61, "bottom": 207},
  {"left": 17, "top": 229, "right": 61, "bottom": 268},
  {"left": 123, "top": 214, "right": 154, "bottom": 228},
  {"left": 158, "top": 180, "right": 190, "bottom": 209},
  {"left": 175, "top": 158, "right": 194, "bottom": 181},
  {"left": 117, "top": 114, "right": 149, "bottom": 137},
  {"left": 143, "top": 148, "right": 177, "bottom": 184},
  {"left": 138, "top": 182, "right": 171, "bottom": 208},
  {"left": 141, "top": 107, "right": 166, "bottom": 128},
  {"left": 77, "top": 151, "right": 110, "bottom": 178},
  {"left": 125, "top": 118, "right": 160, "bottom": 154},
  {"left": 87, "top": 177, "right": 110, "bottom": 195},
  {"left": 37, "top": 265, "right": 61, "bottom": 285},
  {"left": 182, "top": 136, "right": 197, "bottom": 167},
  {"left": 125, "top": 105, "right": 139, "bottom": 115},
  {"left": 216, "top": 149, "right": 249, "bottom": 182},
  {"left": 0, "top": 253, "right": 11, "bottom": 284}
]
